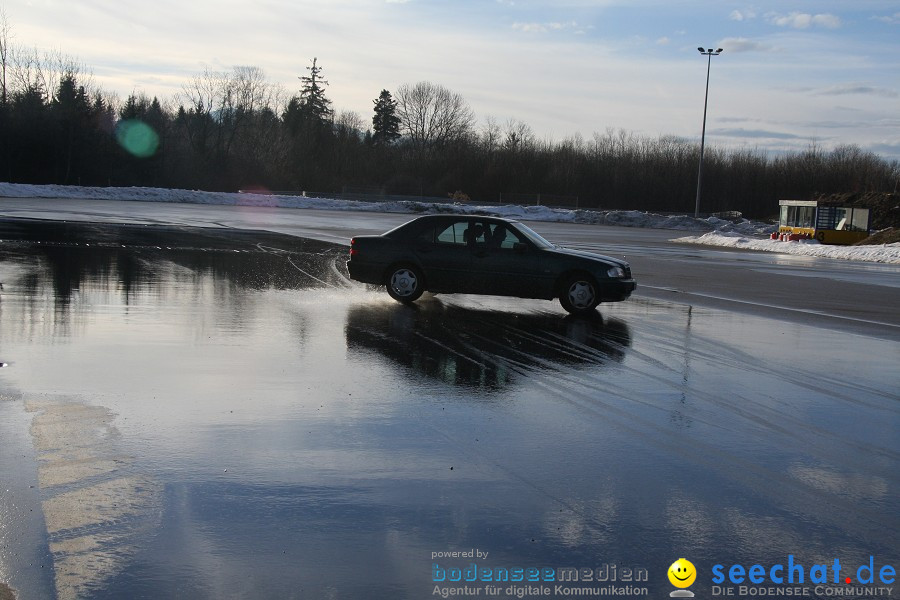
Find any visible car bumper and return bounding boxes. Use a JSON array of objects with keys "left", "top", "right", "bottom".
[
  {"left": 347, "top": 260, "right": 384, "bottom": 284},
  {"left": 600, "top": 279, "right": 636, "bottom": 302}
]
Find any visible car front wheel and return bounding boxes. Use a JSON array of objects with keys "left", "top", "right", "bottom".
[
  {"left": 386, "top": 265, "right": 425, "bottom": 303},
  {"left": 559, "top": 275, "right": 600, "bottom": 315}
]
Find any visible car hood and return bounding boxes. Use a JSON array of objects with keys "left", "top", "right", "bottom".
[{"left": 549, "top": 246, "right": 630, "bottom": 268}]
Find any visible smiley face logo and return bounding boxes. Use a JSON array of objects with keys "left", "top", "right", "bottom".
[{"left": 668, "top": 558, "right": 697, "bottom": 588}]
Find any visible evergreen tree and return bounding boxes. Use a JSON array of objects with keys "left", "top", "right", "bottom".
[
  {"left": 120, "top": 93, "right": 148, "bottom": 120},
  {"left": 297, "top": 57, "right": 332, "bottom": 127},
  {"left": 280, "top": 58, "right": 335, "bottom": 189},
  {"left": 50, "top": 74, "right": 93, "bottom": 183},
  {"left": 281, "top": 96, "right": 304, "bottom": 136},
  {"left": 6, "top": 84, "right": 49, "bottom": 182},
  {"left": 372, "top": 89, "right": 400, "bottom": 146},
  {"left": 116, "top": 94, "right": 167, "bottom": 184},
  {"left": 145, "top": 97, "right": 167, "bottom": 134}
]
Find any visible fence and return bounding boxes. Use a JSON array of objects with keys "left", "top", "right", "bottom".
[{"left": 244, "top": 188, "right": 582, "bottom": 209}]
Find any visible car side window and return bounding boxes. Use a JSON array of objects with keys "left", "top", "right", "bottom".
[
  {"left": 487, "top": 223, "right": 525, "bottom": 250},
  {"left": 435, "top": 222, "right": 470, "bottom": 245},
  {"left": 466, "top": 223, "right": 488, "bottom": 246}
]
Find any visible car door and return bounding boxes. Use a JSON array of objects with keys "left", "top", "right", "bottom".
[
  {"left": 412, "top": 219, "right": 476, "bottom": 293},
  {"left": 469, "top": 222, "right": 556, "bottom": 298}
]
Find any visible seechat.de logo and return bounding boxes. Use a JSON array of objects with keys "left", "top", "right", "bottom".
[{"left": 669, "top": 558, "right": 697, "bottom": 598}]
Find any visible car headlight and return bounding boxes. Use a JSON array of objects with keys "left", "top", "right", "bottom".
[{"left": 607, "top": 266, "right": 626, "bottom": 278}]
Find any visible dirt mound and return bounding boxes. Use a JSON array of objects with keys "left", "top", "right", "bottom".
[
  {"left": 815, "top": 191, "right": 900, "bottom": 230},
  {"left": 854, "top": 227, "right": 900, "bottom": 245}
]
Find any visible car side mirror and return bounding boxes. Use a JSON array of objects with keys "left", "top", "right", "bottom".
[{"left": 513, "top": 242, "right": 528, "bottom": 253}]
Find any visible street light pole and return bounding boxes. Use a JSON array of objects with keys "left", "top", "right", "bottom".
[{"left": 694, "top": 47, "right": 722, "bottom": 218}]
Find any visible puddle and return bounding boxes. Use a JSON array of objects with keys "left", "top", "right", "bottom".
[{"left": 0, "top": 220, "right": 897, "bottom": 598}]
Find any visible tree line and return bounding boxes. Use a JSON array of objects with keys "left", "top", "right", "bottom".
[{"left": 0, "top": 20, "right": 897, "bottom": 218}]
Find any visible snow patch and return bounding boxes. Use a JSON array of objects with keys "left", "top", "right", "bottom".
[{"left": 673, "top": 232, "right": 900, "bottom": 264}]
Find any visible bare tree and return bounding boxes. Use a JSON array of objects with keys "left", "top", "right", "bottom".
[
  {"left": 335, "top": 109, "right": 365, "bottom": 137},
  {"left": 480, "top": 116, "right": 501, "bottom": 154},
  {"left": 0, "top": 7, "right": 10, "bottom": 104},
  {"left": 231, "top": 65, "right": 277, "bottom": 116},
  {"left": 178, "top": 66, "right": 280, "bottom": 157},
  {"left": 395, "top": 81, "right": 475, "bottom": 152},
  {"left": 47, "top": 49, "right": 93, "bottom": 100},
  {"left": 8, "top": 44, "right": 43, "bottom": 96},
  {"left": 7, "top": 44, "right": 91, "bottom": 101},
  {"left": 179, "top": 67, "right": 224, "bottom": 117},
  {"left": 503, "top": 119, "right": 534, "bottom": 152}
]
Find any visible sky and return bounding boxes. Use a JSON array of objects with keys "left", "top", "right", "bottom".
[{"left": 2, "top": 0, "right": 900, "bottom": 159}]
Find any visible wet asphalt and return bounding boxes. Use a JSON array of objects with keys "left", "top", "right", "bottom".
[{"left": 0, "top": 217, "right": 897, "bottom": 600}]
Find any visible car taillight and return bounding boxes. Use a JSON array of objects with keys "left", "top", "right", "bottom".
[{"left": 349, "top": 238, "right": 357, "bottom": 256}]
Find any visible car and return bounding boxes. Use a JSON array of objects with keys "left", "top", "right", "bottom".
[{"left": 347, "top": 215, "right": 636, "bottom": 314}]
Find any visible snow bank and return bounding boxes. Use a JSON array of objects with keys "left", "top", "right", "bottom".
[
  {"left": 673, "top": 231, "right": 900, "bottom": 264},
  {"left": 0, "top": 182, "right": 775, "bottom": 232},
  {"left": 8, "top": 182, "right": 895, "bottom": 263},
  {"left": 0, "top": 183, "right": 391, "bottom": 212}
]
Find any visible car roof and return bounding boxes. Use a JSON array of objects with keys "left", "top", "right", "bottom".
[
  {"left": 385, "top": 214, "right": 523, "bottom": 237},
  {"left": 407, "top": 214, "right": 518, "bottom": 224}
]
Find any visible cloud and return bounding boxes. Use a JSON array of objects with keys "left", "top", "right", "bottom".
[
  {"left": 511, "top": 20, "right": 585, "bottom": 34},
  {"left": 718, "top": 37, "right": 775, "bottom": 53},
  {"left": 656, "top": 37, "right": 670, "bottom": 45},
  {"left": 816, "top": 84, "right": 899, "bottom": 98},
  {"left": 711, "top": 128, "right": 807, "bottom": 140},
  {"left": 810, "top": 13, "right": 841, "bottom": 28},
  {"left": 766, "top": 12, "right": 841, "bottom": 29},
  {"left": 866, "top": 141, "right": 900, "bottom": 159},
  {"left": 729, "top": 9, "right": 756, "bottom": 21},
  {"left": 717, "top": 116, "right": 900, "bottom": 133},
  {"left": 512, "top": 22, "right": 547, "bottom": 33},
  {"left": 802, "top": 120, "right": 876, "bottom": 130},
  {"left": 872, "top": 12, "right": 900, "bottom": 25},
  {"left": 717, "top": 117, "right": 763, "bottom": 124}
]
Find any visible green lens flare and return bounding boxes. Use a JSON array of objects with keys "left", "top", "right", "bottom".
[{"left": 116, "top": 120, "right": 159, "bottom": 158}]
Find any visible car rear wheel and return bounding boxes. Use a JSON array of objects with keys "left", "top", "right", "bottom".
[
  {"left": 386, "top": 265, "right": 425, "bottom": 303},
  {"left": 559, "top": 275, "right": 600, "bottom": 315}
]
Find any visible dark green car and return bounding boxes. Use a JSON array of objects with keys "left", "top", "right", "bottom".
[{"left": 347, "top": 215, "right": 636, "bottom": 315}]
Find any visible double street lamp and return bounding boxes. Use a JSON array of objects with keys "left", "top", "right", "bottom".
[{"left": 694, "top": 47, "right": 722, "bottom": 218}]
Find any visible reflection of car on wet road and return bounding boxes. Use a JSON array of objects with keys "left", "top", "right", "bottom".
[
  {"left": 345, "top": 301, "right": 631, "bottom": 391},
  {"left": 347, "top": 215, "right": 636, "bottom": 314}
]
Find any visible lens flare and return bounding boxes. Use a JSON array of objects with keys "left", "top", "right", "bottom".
[{"left": 116, "top": 120, "right": 159, "bottom": 158}]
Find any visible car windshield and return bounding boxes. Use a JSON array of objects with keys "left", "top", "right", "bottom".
[{"left": 512, "top": 222, "right": 555, "bottom": 249}]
